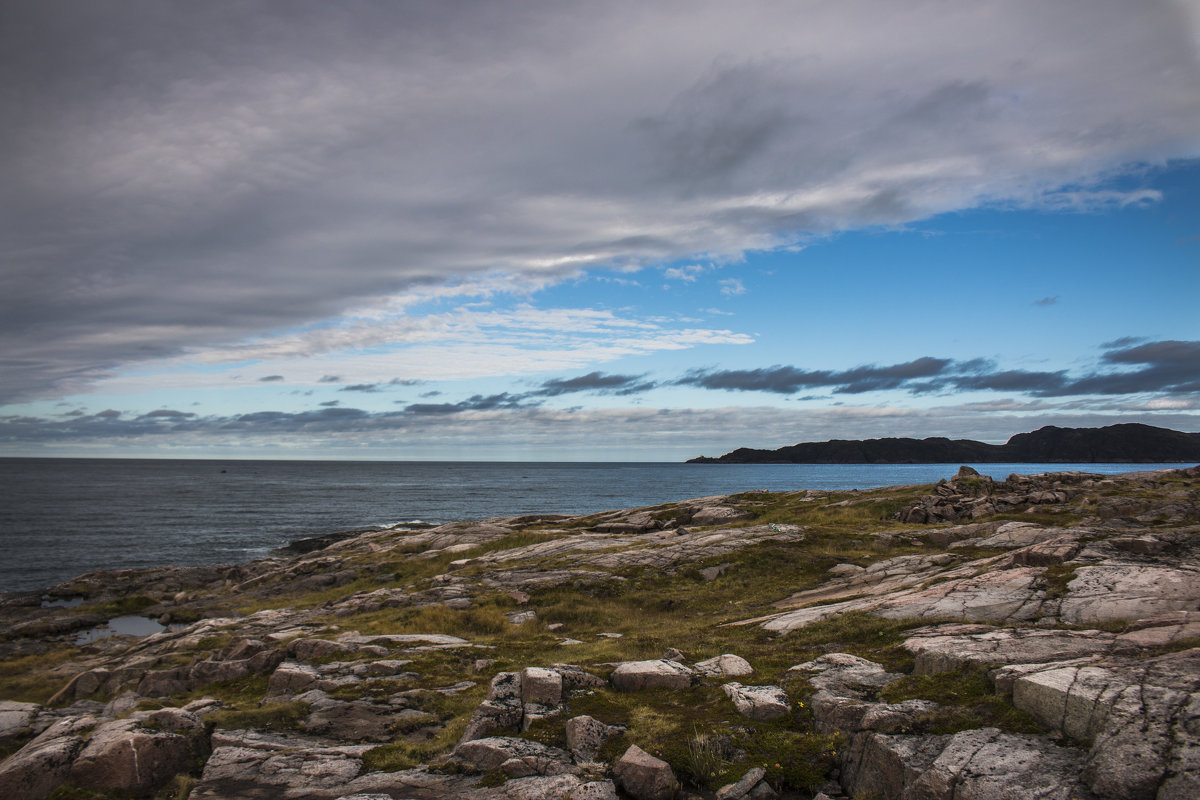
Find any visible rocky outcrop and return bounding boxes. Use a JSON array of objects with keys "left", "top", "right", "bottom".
[{"left": 3, "top": 465, "right": 1199, "bottom": 800}]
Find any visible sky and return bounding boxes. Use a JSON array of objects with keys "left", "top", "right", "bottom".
[{"left": 1, "top": 0, "right": 1199, "bottom": 461}]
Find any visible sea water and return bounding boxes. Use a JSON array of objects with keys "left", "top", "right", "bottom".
[{"left": 0, "top": 458, "right": 1187, "bottom": 594}]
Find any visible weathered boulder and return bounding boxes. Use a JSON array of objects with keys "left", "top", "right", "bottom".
[
  {"left": 722, "top": 683, "right": 791, "bottom": 722},
  {"left": 715, "top": 766, "right": 772, "bottom": 800},
  {"left": 791, "top": 654, "right": 932, "bottom": 736},
  {"left": 69, "top": 718, "right": 207, "bottom": 795},
  {"left": 0, "top": 734, "right": 84, "bottom": 800},
  {"left": 268, "top": 661, "right": 322, "bottom": 695},
  {"left": 452, "top": 736, "right": 573, "bottom": 776},
  {"left": 613, "top": 744, "right": 678, "bottom": 800},
  {"left": 565, "top": 715, "right": 619, "bottom": 761},
  {"left": 0, "top": 700, "right": 39, "bottom": 746},
  {"left": 610, "top": 660, "right": 694, "bottom": 691},
  {"left": 521, "top": 667, "right": 563, "bottom": 706},
  {"left": 694, "top": 654, "right": 753, "bottom": 678}
]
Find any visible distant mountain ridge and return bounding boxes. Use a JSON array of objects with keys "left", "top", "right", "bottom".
[{"left": 686, "top": 423, "right": 1200, "bottom": 464}]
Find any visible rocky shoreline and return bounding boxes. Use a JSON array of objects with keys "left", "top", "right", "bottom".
[{"left": 2, "top": 465, "right": 1198, "bottom": 799}]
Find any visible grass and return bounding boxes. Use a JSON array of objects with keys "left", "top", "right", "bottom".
[
  {"left": 206, "top": 701, "right": 309, "bottom": 731},
  {"left": 84, "top": 594, "right": 158, "bottom": 616},
  {"left": 879, "top": 665, "right": 1043, "bottom": 734},
  {"left": 0, "top": 648, "right": 79, "bottom": 703}
]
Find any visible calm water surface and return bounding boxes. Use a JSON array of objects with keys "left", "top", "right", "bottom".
[{"left": 0, "top": 458, "right": 1187, "bottom": 593}]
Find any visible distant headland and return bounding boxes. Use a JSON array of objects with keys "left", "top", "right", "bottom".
[{"left": 687, "top": 423, "right": 1200, "bottom": 464}]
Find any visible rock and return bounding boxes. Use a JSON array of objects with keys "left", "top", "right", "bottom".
[
  {"left": 1011, "top": 648, "right": 1200, "bottom": 799},
  {"left": 790, "top": 653, "right": 901, "bottom": 695},
  {"left": 565, "top": 715, "right": 619, "bottom": 761},
  {"left": 137, "top": 668, "right": 191, "bottom": 698},
  {"left": 698, "top": 563, "right": 732, "bottom": 581},
  {"left": 289, "top": 637, "right": 356, "bottom": 661},
  {"left": 690, "top": 506, "right": 754, "bottom": 526},
  {"left": 1058, "top": 564, "right": 1200, "bottom": 624},
  {"left": 569, "top": 780, "right": 621, "bottom": 800},
  {"left": 302, "top": 699, "right": 397, "bottom": 742},
  {"left": 716, "top": 766, "right": 767, "bottom": 800},
  {"left": 909, "top": 728, "right": 1093, "bottom": 800},
  {"left": 0, "top": 734, "right": 84, "bottom": 800},
  {"left": 611, "top": 659, "right": 694, "bottom": 691},
  {"left": 192, "top": 730, "right": 371, "bottom": 798},
  {"left": 613, "top": 744, "right": 679, "bottom": 800},
  {"left": 0, "top": 700, "right": 39, "bottom": 745},
  {"left": 694, "top": 654, "right": 754, "bottom": 678},
  {"left": 267, "top": 661, "right": 321, "bottom": 695},
  {"left": 507, "top": 610, "right": 538, "bottom": 625},
  {"left": 903, "top": 624, "right": 1114, "bottom": 675},
  {"left": 69, "top": 718, "right": 206, "bottom": 795},
  {"left": 452, "top": 736, "right": 572, "bottom": 774},
  {"left": 140, "top": 706, "right": 205, "bottom": 733},
  {"left": 841, "top": 728, "right": 1093, "bottom": 800},
  {"left": 460, "top": 671, "right": 527, "bottom": 742},
  {"left": 521, "top": 667, "right": 563, "bottom": 707},
  {"left": 722, "top": 683, "right": 791, "bottom": 721}
]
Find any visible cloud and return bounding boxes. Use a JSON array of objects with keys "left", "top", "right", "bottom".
[
  {"left": 664, "top": 265, "right": 705, "bottom": 282},
  {"left": 319, "top": 400, "right": 340, "bottom": 407},
  {"left": 678, "top": 340, "right": 1200, "bottom": 399},
  {"left": 317, "top": 375, "right": 342, "bottom": 383},
  {"left": 719, "top": 279, "right": 746, "bottom": 296},
  {"left": 1034, "top": 296, "right": 1059, "bottom": 306},
  {"left": 4, "top": 1, "right": 1198, "bottom": 401},
  {"left": 403, "top": 393, "right": 538, "bottom": 415},
  {"left": 340, "top": 384, "right": 380, "bottom": 392},
  {"left": 533, "top": 372, "right": 657, "bottom": 397},
  {"left": 4, "top": 402, "right": 1197, "bottom": 461},
  {"left": 679, "top": 357, "right": 953, "bottom": 395},
  {"left": 258, "top": 375, "right": 285, "bottom": 382}
]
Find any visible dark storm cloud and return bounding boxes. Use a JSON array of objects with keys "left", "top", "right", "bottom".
[
  {"left": 532, "top": 372, "right": 657, "bottom": 397},
  {"left": 2, "top": 1, "right": 1198, "bottom": 402}
]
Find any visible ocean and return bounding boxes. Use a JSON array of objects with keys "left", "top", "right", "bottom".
[{"left": 0, "top": 458, "right": 1188, "bottom": 594}]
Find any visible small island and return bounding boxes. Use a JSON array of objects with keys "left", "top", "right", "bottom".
[{"left": 687, "top": 422, "right": 1200, "bottom": 463}]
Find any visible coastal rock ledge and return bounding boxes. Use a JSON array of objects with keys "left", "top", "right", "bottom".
[{"left": 1, "top": 465, "right": 1198, "bottom": 799}]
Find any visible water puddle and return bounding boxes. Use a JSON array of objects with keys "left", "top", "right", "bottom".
[{"left": 75, "top": 615, "right": 181, "bottom": 645}]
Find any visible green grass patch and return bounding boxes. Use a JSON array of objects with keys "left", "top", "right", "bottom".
[
  {"left": 207, "top": 701, "right": 309, "bottom": 732},
  {"left": 879, "top": 665, "right": 1043, "bottom": 734},
  {"left": 1041, "top": 565, "right": 1077, "bottom": 600},
  {"left": 0, "top": 648, "right": 79, "bottom": 703},
  {"left": 85, "top": 594, "right": 158, "bottom": 616}
]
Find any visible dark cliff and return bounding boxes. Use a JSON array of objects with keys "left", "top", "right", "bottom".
[{"left": 687, "top": 423, "right": 1200, "bottom": 463}]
